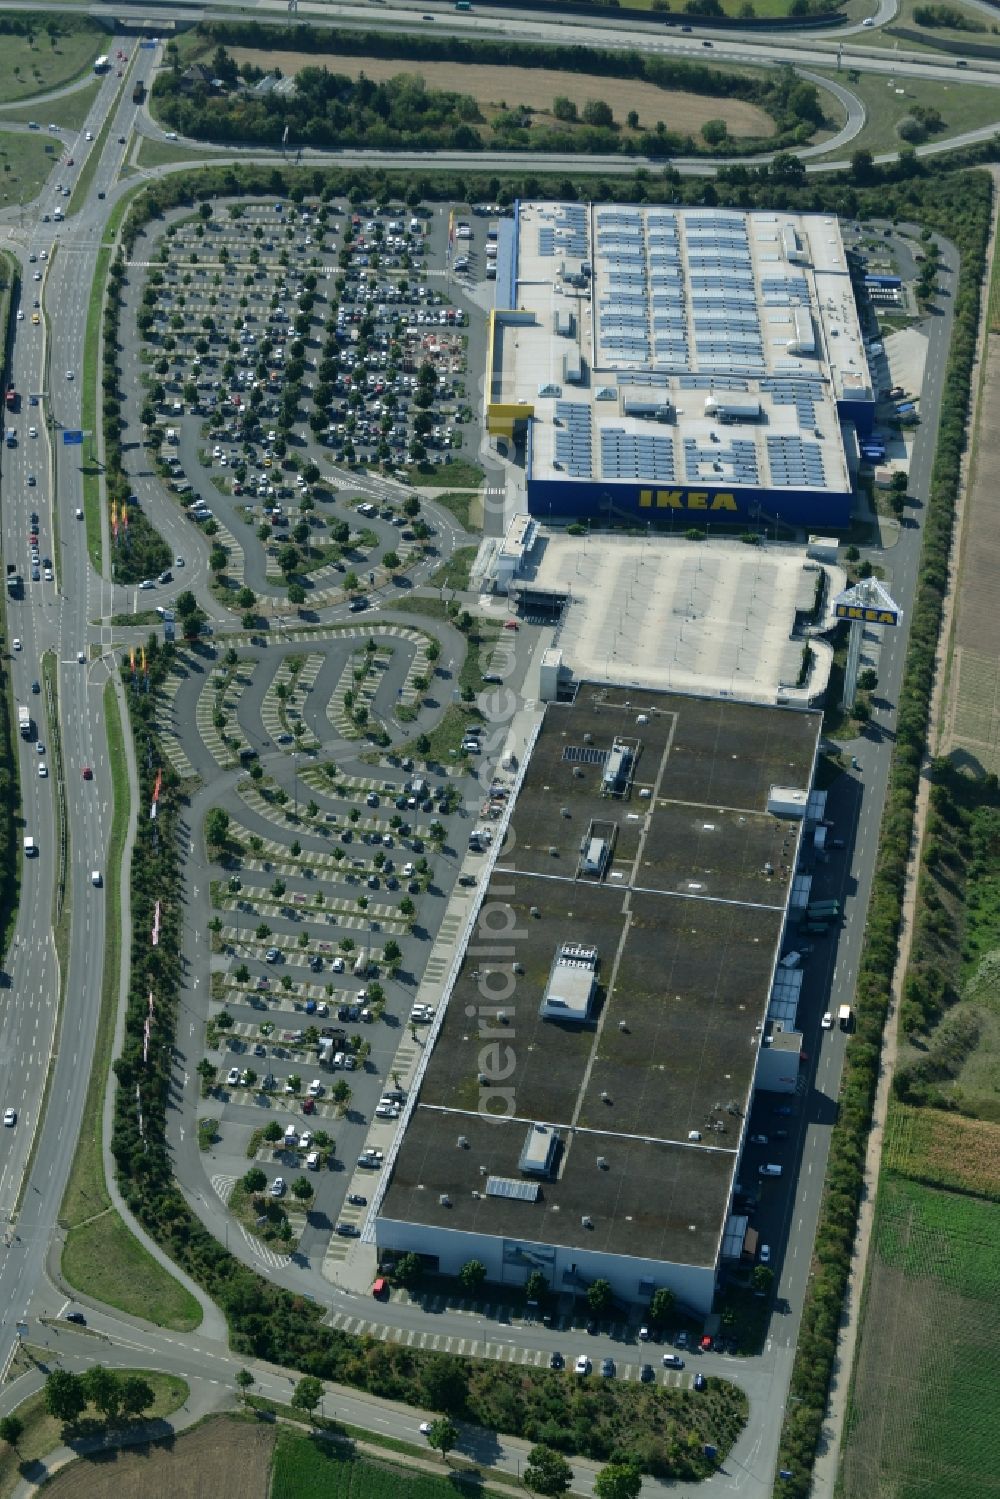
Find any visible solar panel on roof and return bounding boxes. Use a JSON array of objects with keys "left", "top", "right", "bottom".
[{"left": 485, "top": 1176, "right": 540, "bottom": 1202}]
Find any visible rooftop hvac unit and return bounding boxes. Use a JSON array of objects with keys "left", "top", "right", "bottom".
[
  {"left": 549, "top": 846, "right": 559, "bottom": 856},
  {"left": 581, "top": 1215, "right": 593, "bottom": 1229},
  {"left": 457, "top": 1135, "right": 469, "bottom": 1148},
  {"left": 530, "top": 906, "right": 541, "bottom": 918},
  {"left": 497, "top": 1010, "right": 508, "bottom": 1024},
  {"left": 439, "top": 1194, "right": 452, "bottom": 1207},
  {"left": 471, "top": 1190, "right": 481, "bottom": 1199},
  {"left": 596, "top": 1156, "right": 608, "bottom": 1170},
  {"left": 637, "top": 714, "right": 649, "bottom": 724},
  {"left": 573, "top": 768, "right": 584, "bottom": 779},
  {"left": 584, "top": 733, "right": 593, "bottom": 743},
  {"left": 479, "top": 1165, "right": 488, "bottom": 1175},
  {"left": 513, "top": 961, "right": 524, "bottom": 974},
  {"left": 561, "top": 807, "right": 571, "bottom": 818}
]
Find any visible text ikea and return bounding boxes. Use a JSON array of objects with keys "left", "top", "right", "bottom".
[
  {"left": 835, "top": 605, "right": 899, "bottom": 625},
  {"left": 638, "top": 490, "right": 739, "bottom": 512}
]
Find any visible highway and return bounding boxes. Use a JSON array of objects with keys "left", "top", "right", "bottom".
[{"left": 0, "top": 17, "right": 962, "bottom": 1499}]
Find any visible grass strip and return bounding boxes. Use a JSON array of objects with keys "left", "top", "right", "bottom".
[
  {"left": 80, "top": 242, "right": 108, "bottom": 573},
  {"left": 0, "top": 1369, "right": 189, "bottom": 1499},
  {"left": 247, "top": 1400, "right": 526, "bottom": 1495},
  {"left": 58, "top": 680, "right": 201, "bottom": 1331}
]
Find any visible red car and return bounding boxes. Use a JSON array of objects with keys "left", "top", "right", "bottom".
[
  {"left": 503, "top": 619, "right": 519, "bottom": 630},
  {"left": 81, "top": 766, "right": 93, "bottom": 780},
  {"left": 302, "top": 1097, "right": 316, "bottom": 1115}
]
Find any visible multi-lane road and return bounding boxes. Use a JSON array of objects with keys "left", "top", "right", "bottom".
[{"left": 0, "top": 16, "right": 962, "bottom": 1497}]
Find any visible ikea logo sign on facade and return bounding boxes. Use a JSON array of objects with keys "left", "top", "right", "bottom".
[
  {"left": 835, "top": 604, "right": 900, "bottom": 626},
  {"left": 639, "top": 489, "right": 739, "bottom": 512}
]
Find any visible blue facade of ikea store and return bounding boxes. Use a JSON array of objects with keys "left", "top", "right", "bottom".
[{"left": 527, "top": 477, "right": 853, "bottom": 529}]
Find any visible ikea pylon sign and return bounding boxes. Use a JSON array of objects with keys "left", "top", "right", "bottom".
[{"left": 835, "top": 603, "right": 900, "bottom": 626}]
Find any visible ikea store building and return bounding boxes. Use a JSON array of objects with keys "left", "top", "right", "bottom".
[{"left": 485, "top": 201, "right": 875, "bottom": 530}]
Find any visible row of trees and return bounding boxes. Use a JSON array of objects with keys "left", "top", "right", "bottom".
[
  {"left": 155, "top": 28, "right": 825, "bottom": 159},
  {"left": 43, "top": 1366, "right": 156, "bottom": 1429},
  {"left": 102, "top": 253, "right": 171, "bottom": 583},
  {"left": 772, "top": 172, "right": 991, "bottom": 1495}
]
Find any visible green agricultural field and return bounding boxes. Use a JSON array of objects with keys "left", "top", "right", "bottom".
[
  {"left": 811, "top": 67, "right": 1000, "bottom": 156},
  {"left": 839, "top": 1171, "right": 1000, "bottom": 1499},
  {"left": 271, "top": 1432, "right": 471, "bottom": 1499},
  {"left": 0, "top": 19, "right": 105, "bottom": 104}
]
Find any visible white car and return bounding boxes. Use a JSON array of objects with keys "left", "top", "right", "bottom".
[
  {"left": 85, "top": 130, "right": 94, "bottom": 141},
  {"left": 3, "top": 1108, "right": 16, "bottom": 1127},
  {"left": 308, "top": 1078, "right": 323, "bottom": 1097},
  {"left": 28, "top": 426, "right": 37, "bottom": 437},
  {"left": 16, "top": 309, "right": 23, "bottom": 321},
  {"left": 760, "top": 1244, "right": 771, "bottom": 1264},
  {"left": 12, "top": 638, "right": 21, "bottom": 652},
  {"left": 821, "top": 1012, "right": 834, "bottom": 1030},
  {"left": 38, "top": 764, "right": 48, "bottom": 778},
  {"left": 76, "top": 508, "right": 84, "bottom": 519},
  {"left": 419, "top": 1421, "right": 433, "bottom": 1436},
  {"left": 574, "top": 1355, "right": 590, "bottom": 1376},
  {"left": 65, "top": 370, "right": 74, "bottom": 380},
  {"left": 375, "top": 1103, "right": 399, "bottom": 1119},
  {"left": 299, "top": 1130, "right": 313, "bottom": 1150},
  {"left": 269, "top": 1176, "right": 285, "bottom": 1197},
  {"left": 331, "top": 956, "right": 345, "bottom": 973},
  {"left": 175, "top": 556, "right": 185, "bottom": 567},
  {"left": 226, "top": 1067, "right": 240, "bottom": 1086}
]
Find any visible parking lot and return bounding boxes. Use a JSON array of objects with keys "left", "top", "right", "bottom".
[{"left": 129, "top": 197, "right": 487, "bottom": 610}]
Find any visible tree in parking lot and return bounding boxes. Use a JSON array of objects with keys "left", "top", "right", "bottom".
[
  {"left": 399, "top": 896, "right": 415, "bottom": 920},
  {"left": 382, "top": 551, "right": 401, "bottom": 574},
  {"left": 291, "top": 1176, "right": 313, "bottom": 1202},
  {"left": 264, "top": 1120, "right": 283, "bottom": 1144},
  {"left": 525, "top": 1446, "right": 573, "bottom": 1497},
  {"left": 216, "top": 1010, "right": 234, "bottom": 1032},
  {"left": 288, "top": 583, "right": 306, "bottom": 608},
  {"left": 332, "top": 1080, "right": 351, "bottom": 1111},
  {"left": 587, "top": 1279, "right": 614, "bottom": 1317},
  {"left": 255, "top": 923, "right": 271, "bottom": 941},
  {"left": 197, "top": 1058, "right": 218, "bottom": 1092},
  {"left": 243, "top": 1167, "right": 267, "bottom": 1193}
]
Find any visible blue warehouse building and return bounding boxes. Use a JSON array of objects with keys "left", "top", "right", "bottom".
[{"left": 486, "top": 202, "right": 874, "bottom": 530}]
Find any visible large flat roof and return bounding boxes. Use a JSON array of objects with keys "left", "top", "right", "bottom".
[
  {"left": 513, "top": 531, "right": 845, "bottom": 705},
  {"left": 492, "top": 202, "right": 869, "bottom": 501},
  {"left": 380, "top": 686, "right": 822, "bottom": 1270}
]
